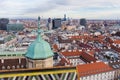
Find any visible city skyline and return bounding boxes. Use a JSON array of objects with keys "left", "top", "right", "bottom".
[{"left": 0, "top": 0, "right": 120, "bottom": 19}]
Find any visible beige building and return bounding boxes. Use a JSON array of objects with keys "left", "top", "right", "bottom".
[{"left": 26, "top": 57, "right": 53, "bottom": 68}]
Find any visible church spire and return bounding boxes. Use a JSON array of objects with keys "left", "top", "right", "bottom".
[
  {"left": 25, "top": 17, "right": 54, "bottom": 60},
  {"left": 38, "top": 16, "right": 41, "bottom": 34},
  {"left": 36, "top": 16, "right": 42, "bottom": 41}
]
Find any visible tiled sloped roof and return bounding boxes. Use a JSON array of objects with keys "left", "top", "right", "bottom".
[
  {"left": 61, "top": 50, "right": 82, "bottom": 57},
  {"left": 113, "top": 39, "right": 120, "bottom": 44},
  {"left": 59, "top": 58, "right": 71, "bottom": 65},
  {"left": 87, "top": 50, "right": 95, "bottom": 56},
  {"left": 60, "top": 50, "right": 96, "bottom": 63},
  {"left": 69, "top": 36, "right": 84, "bottom": 40},
  {"left": 52, "top": 44, "right": 59, "bottom": 51},
  {"left": 97, "top": 35, "right": 105, "bottom": 39},
  {"left": 80, "top": 52, "right": 97, "bottom": 63},
  {"left": 76, "top": 62, "right": 113, "bottom": 77}
]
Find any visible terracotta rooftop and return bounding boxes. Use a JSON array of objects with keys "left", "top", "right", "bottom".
[
  {"left": 69, "top": 36, "right": 84, "bottom": 40},
  {"left": 58, "top": 36, "right": 72, "bottom": 43},
  {"left": 76, "top": 42, "right": 93, "bottom": 49},
  {"left": 59, "top": 57, "right": 71, "bottom": 65},
  {"left": 113, "top": 39, "right": 120, "bottom": 44},
  {"left": 80, "top": 52, "right": 97, "bottom": 63},
  {"left": 97, "top": 35, "right": 105, "bottom": 39},
  {"left": 61, "top": 50, "right": 82, "bottom": 57},
  {"left": 60, "top": 50, "right": 97, "bottom": 63},
  {"left": 76, "top": 62, "right": 113, "bottom": 77},
  {"left": 52, "top": 44, "right": 59, "bottom": 51},
  {"left": 29, "top": 36, "right": 36, "bottom": 39},
  {"left": 87, "top": 50, "right": 95, "bottom": 56}
]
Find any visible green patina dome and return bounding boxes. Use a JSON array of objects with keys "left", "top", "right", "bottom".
[
  {"left": 25, "top": 34, "right": 54, "bottom": 59},
  {"left": 25, "top": 16, "right": 53, "bottom": 59}
]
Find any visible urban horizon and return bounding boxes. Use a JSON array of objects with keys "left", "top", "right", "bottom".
[{"left": 0, "top": 0, "right": 120, "bottom": 19}]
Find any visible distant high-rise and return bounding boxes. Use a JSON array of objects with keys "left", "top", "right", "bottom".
[
  {"left": 47, "top": 18, "right": 52, "bottom": 30},
  {"left": 48, "top": 18, "right": 52, "bottom": 23},
  {"left": 52, "top": 18, "right": 61, "bottom": 29},
  {"left": 63, "top": 14, "right": 66, "bottom": 21},
  {"left": 80, "top": 18, "right": 87, "bottom": 27},
  {"left": 103, "top": 21, "right": 108, "bottom": 27},
  {"left": 0, "top": 18, "right": 9, "bottom": 30}
]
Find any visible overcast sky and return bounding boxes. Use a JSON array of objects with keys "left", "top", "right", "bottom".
[{"left": 0, "top": 0, "right": 120, "bottom": 19}]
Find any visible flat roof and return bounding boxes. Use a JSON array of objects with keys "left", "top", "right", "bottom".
[{"left": 0, "top": 51, "right": 26, "bottom": 57}]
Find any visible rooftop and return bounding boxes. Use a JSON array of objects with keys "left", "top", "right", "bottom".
[
  {"left": 60, "top": 50, "right": 97, "bottom": 63},
  {"left": 113, "top": 39, "right": 120, "bottom": 44},
  {"left": 61, "top": 50, "right": 82, "bottom": 57},
  {"left": 0, "top": 50, "right": 26, "bottom": 57},
  {"left": 76, "top": 62, "right": 113, "bottom": 77}
]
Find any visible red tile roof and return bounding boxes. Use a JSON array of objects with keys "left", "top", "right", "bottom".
[
  {"left": 61, "top": 50, "right": 97, "bottom": 63},
  {"left": 68, "top": 35, "right": 90, "bottom": 40},
  {"left": 76, "top": 62, "right": 113, "bottom": 77},
  {"left": 87, "top": 50, "right": 95, "bottom": 56},
  {"left": 52, "top": 44, "right": 59, "bottom": 51},
  {"left": 80, "top": 52, "right": 97, "bottom": 63},
  {"left": 113, "top": 39, "right": 120, "bottom": 44},
  {"left": 69, "top": 36, "right": 84, "bottom": 40},
  {"left": 30, "top": 36, "right": 36, "bottom": 39},
  {"left": 61, "top": 50, "right": 82, "bottom": 57},
  {"left": 59, "top": 58, "right": 71, "bottom": 65},
  {"left": 76, "top": 42, "right": 93, "bottom": 49}
]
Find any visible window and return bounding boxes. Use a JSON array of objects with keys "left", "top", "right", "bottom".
[
  {"left": 1, "top": 59, "right": 4, "bottom": 63},
  {"left": 21, "top": 65, "right": 24, "bottom": 68},
  {"left": 2, "top": 66, "right": 5, "bottom": 70},
  {"left": 7, "top": 66, "right": 10, "bottom": 69},
  {"left": 12, "top": 66, "right": 15, "bottom": 69},
  {"left": 17, "top": 65, "right": 20, "bottom": 68},
  {"left": 19, "top": 58, "right": 21, "bottom": 64}
]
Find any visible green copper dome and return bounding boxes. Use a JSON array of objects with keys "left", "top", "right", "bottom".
[{"left": 25, "top": 17, "right": 53, "bottom": 59}]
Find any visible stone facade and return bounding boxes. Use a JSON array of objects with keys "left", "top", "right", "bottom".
[
  {"left": 27, "top": 57, "right": 53, "bottom": 68},
  {"left": 0, "top": 57, "right": 26, "bottom": 70}
]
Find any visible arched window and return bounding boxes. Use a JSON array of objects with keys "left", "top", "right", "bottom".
[
  {"left": 1, "top": 59, "right": 4, "bottom": 63},
  {"left": 21, "top": 65, "right": 24, "bottom": 68},
  {"left": 17, "top": 65, "right": 20, "bottom": 68},
  {"left": 7, "top": 66, "right": 10, "bottom": 69},
  {"left": 12, "top": 66, "right": 15, "bottom": 69},
  {"left": 2, "top": 66, "right": 5, "bottom": 70}
]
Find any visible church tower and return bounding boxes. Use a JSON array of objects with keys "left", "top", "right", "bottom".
[{"left": 25, "top": 17, "right": 54, "bottom": 68}]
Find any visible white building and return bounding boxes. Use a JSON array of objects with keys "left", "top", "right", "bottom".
[{"left": 77, "top": 62, "right": 116, "bottom": 80}]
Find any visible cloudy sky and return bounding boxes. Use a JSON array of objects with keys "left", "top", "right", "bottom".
[{"left": 0, "top": 0, "right": 120, "bottom": 19}]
